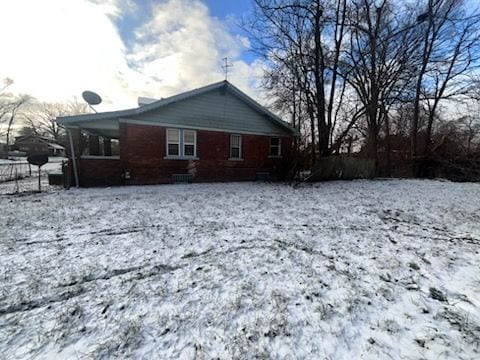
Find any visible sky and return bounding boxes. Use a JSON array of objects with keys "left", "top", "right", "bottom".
[{"left": 0, "top": 0, "right": 262, "bottom": 111}]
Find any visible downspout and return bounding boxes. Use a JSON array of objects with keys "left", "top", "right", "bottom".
[{"left": 67, "top": 128, "right": 79, "bottom": 188}]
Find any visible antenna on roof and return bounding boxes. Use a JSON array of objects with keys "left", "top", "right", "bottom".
[
  {"left": 222, "top": 57, "right": 233, "bottom": 81},
  {"left": 82, "top": 90, "right": 102, "bottom": 113}
]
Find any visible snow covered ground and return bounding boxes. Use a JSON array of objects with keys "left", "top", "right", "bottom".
[{"left": 0, "top": 180, "right": 479, "bottom": 359}]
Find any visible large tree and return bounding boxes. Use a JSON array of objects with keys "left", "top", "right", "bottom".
[
  {"left": 410, "top": 0, "right": 480, "bottom": 158},
  {"left": 246, "top": 0, "right": 480, "bottom": 170},
  {"left": 23, "top": 99, "right": 89, "bottom": 143},
  {"left": 0, "top": 79, "right": 31, "bottom": 156},
  {"left": 246, "top": 0, "right": 349, "bottom": 162},
  {"left": 341, "top": 0, "right": 419, "bottom": 161}
]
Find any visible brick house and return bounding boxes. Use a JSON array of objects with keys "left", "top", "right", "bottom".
[
  {"left": 13, "top": 135, "right": 65, "bottom": 156},
  {"left": 57, "top": 81, "right": 296, "bottom": 187}
]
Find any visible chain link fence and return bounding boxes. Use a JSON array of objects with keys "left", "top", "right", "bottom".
[
  {"left": 0, "top": 162, "right": 32, "bottom": 183},
  {"left": 0, "top": 158, "right": 65, "bottom": 195}
]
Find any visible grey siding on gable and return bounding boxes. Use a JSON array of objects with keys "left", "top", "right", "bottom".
[{"left": 131, "top": 88, "right": 290, "bottom": 136}]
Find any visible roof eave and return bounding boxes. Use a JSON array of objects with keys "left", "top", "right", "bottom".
[
  {"left": 223, "top": 83, "right": 297, "bottom": 135},
  {"left": 56, "top": 81, "right": 229, "bottom": 125},
  {"left": 56, "top": 80, "right": 297, "bottom": 136}
]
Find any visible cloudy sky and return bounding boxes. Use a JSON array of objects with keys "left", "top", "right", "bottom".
[{"left": 0, "top": 0, "right": 263, "bottom": 110}]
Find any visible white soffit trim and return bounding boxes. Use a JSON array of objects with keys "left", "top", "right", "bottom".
[{"left": 119, "top": 119, "right": 289, "bottom": 137}]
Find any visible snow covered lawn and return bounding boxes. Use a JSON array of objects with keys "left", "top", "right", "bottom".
[{"left": 1, "top": 180, "right": 479, "bottom": 359}]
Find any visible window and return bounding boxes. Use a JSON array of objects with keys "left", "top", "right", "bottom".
[
  {"left": 167, "top": 129, "right": 180, "bottom": 156},
  {"left": 230, "top": 134, "right": 242, "bottom": 159},
  {"left": 183, "top": 130, "right": 196, "bottom": 157},
  {"left": 270, "top": 137, "right": 281, "bottom": 156},
  {"left": 81, "top": 135, "right": 120, "bottom": 158},
  {"left": 166, "top": 129, "right": 197, "bottom": 158}
]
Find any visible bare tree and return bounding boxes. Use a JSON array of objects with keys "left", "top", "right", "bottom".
[
  {"left": 23, "top": 99, "right": 89, "bottom": 142},
  {"left": 246, "top": 0, "right": 350, "bottom": 163},
  {"left": 342, "top": 0, "right": 418, "bottom": 161},
  {"left": 410, "top": 0, "right": 480, "bottom": 158},
  {"left": 0, "top": 80, "right": 31, "bottom": 157},
  {"left": 457, "top": 116, "right": 480, "bottom": 153},
  {"left": 243, "top": 0, "right": 480, "bottom": 178},
  {"left": 4, "top": 96, "right": 30, "bottom": 149}
]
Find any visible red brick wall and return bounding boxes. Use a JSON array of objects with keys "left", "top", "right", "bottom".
[
  {"left": 122, "top": 123, "right": 292, "bottom": 184},
  {"left": 76, "top": 123, "right": 293, "bottom": 186},
  {"left": 78, "top": 158, "right": 124, "bottom": 187}
]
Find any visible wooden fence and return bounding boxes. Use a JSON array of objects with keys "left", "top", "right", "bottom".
[{"left": 308, "top": 156, "right": 376, "bottom": 181}]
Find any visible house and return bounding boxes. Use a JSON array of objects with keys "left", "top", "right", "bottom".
[
  {"left": 56, "top": 81, "right": 296, "bottom": 187},
  {"left": 13, "top": 135, "right": 65, "bottom": 157}
]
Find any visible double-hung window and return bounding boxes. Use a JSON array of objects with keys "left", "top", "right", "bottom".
[
  {"left": 183, "top": 130, "right": 196, "bottom": 156},
  {"left": 166, "top": 129, "right": 197, "bottom": 158},
  {"left": 269, "top": 137, "right": 281, "bottom": 156},
  {"left": 167, "top": 129, "right": 180, "bottom": 156},
  {"left": 230, "top": 134, "right": 242, "bottom": 159}
]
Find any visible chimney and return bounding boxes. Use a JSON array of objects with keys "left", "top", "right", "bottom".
[{"left": 138, "top": 97, "right": 158, "bottom": 106}]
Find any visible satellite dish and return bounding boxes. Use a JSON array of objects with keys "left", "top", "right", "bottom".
[{"left": 82, "top": 90, "right": 102, "bottom": 106}]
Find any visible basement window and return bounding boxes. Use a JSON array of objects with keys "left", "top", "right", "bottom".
[
  {"left": 229, "top": 134, "right": 242, "bottom": 160},
  {"left": 166, "top": 128, "right": 197, "bottom": 159},
  {"left": 269, "top": 137, "right": 281, "bottom": 157}
]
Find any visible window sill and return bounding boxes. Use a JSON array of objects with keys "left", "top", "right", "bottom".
[
  {"left": 268, "top": 155, "right": 283, "bottom": 159},
  {"left": 164, "top": 156, "right": 199, "bottom": 160},
  {"left": 228, "top": 158, "right": 244, "bottom": 161}
]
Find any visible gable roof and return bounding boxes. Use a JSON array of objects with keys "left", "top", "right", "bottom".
[
  {"left": 15, "top": 134, "right": 52, "bottom": 143},
  {"left": 57, "top": 81, "right": 295, "bottom": 137}
]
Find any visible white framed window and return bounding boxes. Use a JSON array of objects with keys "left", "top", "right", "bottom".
[
  {"left": 230, "top": 134, "right": 242, "bottom": 159},
  {"left": 183, "top": 130, "right": 196, "bottom": 157},
  {"left": 166, "top": 128, "right": 197, "bottom": 158},
  {"left": 167, "top": 129, "right": 180, "bottom": 156},
  {"left": 269, "top": 137, "right": 281, "bottom": 156}
]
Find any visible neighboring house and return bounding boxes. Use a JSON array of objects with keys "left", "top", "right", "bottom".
[
  {"left": 13, "top": 135, "right": 65, "bottom": 157},
  {"left": 57, "top": 81, "right": 296, "bottom": 187}
]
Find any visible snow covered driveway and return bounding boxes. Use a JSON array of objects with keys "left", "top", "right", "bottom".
[{"left": 1, "top": 180, "right": 479, "bottom": 359}]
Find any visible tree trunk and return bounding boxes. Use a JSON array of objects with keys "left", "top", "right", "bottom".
[
  {"left": 384, "top": 108, "right": 391, "bottom": 177},
  {"left": 313, "top": 0, "right": 328, "bottom": 157}
]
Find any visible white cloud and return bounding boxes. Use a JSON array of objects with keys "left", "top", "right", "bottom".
[
  {"left": 0, "top": 0, "right": 263, "bottom": 111},
  {"left": 128, "top": 0, "right": 264, "bottom": 100}
]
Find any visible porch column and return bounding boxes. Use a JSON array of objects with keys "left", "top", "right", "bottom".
[
  {"left": 67, "top": 128, "right": 82, "bottom": 157},
  {"left": 66, "top": 127, "right": 82, "bottom": 188}
]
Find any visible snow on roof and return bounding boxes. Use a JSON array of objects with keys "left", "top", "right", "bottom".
[{"left": 47, "top": 143, "right": 65, "bottom": 150}]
